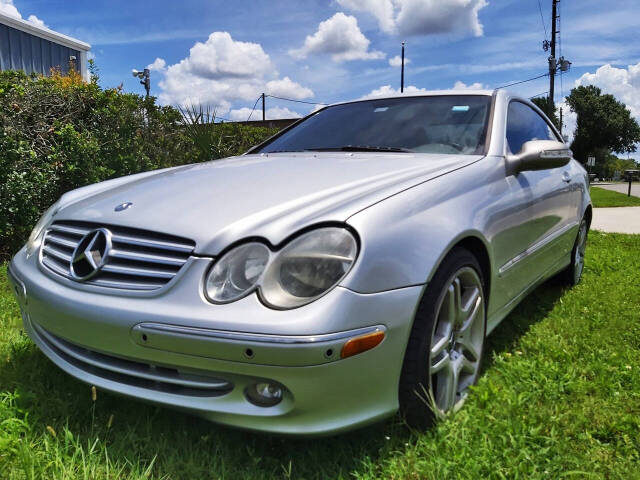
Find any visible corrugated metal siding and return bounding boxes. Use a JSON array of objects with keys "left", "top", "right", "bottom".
[{"left": 0, "top": 23, "right": 81, "bottom": 75}]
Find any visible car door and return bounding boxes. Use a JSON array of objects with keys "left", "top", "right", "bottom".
[{"left": 493, "top": 100, "right": 576, "bottom": 301}]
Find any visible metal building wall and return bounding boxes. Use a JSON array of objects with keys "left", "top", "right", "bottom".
[{"left": 0, "top": 22, "right": 81, "bottom": 76}]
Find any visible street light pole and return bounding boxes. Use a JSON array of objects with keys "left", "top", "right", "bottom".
[{"left": 132, "top": 68, "right": 151, "bottom": 97}]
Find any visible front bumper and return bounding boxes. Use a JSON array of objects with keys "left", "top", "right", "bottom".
[{"left": 8, "top": 248, "right": 423, "bottom": 435}]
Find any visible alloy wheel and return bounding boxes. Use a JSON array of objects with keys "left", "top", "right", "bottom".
[
  {"left": 573, "top": 221, "right": 587, "bottom": 284},
  {"left": 428, "top": 267, "right": 485, "bottom": 414}
]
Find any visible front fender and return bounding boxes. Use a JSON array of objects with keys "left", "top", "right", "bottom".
[{"left": 342, "top": 159, "right": 497, "bottom": 294}]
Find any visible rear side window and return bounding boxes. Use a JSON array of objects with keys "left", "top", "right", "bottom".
[{"left": 506, "top": 101, "right": 559, "bottom": 154}]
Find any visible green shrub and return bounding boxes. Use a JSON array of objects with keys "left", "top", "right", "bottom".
[
  {"left": 0, "top": 69, "right": 277, "bottom": 259},
  {"left": 178, "top": 104, "right": 278, "bottom": 161}
]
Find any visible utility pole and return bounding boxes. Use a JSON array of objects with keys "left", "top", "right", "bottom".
[
  {"left": 559, "top": 106, "right": 563, "bottom": 136},
  {"left": 261, "top": 93, "right": 266, "bottom": 121},
  {"left": 548, "top": 0, "right": 558, "bottom": 113},
  {"left": 400, "top": 42, "right": 405, "bottom": 93}
]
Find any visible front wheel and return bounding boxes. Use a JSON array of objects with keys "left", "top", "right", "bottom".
[{"left": 399, "top": 248, "right": 486, "bottom": 428}]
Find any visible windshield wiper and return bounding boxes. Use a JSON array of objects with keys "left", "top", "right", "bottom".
[{"left": 305, "top": 145, "right": 414, "bottom": 153}]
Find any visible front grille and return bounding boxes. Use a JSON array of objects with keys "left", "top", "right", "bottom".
[
  {"left": 33, "top": 321, "right": 233, "bottom": 397},
  {"left": 41, "top": 220, "right": 196, "bottom": 291}
]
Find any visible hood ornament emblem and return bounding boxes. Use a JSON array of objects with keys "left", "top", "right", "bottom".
[
  {"left": 115, "top": 202, "right": 133, "bottom": 212},
  {"left": 70, "top": 228, "right": 112, "bottom": 281}
]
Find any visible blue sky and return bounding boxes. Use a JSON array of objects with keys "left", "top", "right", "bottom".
[{"left": 4, "top": 0, "right": 640, "bottom": 127}]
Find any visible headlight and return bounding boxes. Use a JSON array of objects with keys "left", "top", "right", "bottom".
[
  {"left": 205, "top": 243, "right": 271, "bottom": 303},
  {"left": 260, "top": 228, "right": 358, "bottom": 308},
  {"left": 204, "top": 227, "right": 358, "bottom": 309},
  {"left": 26, "top": 200, "right": 60, "bottom": 257}
]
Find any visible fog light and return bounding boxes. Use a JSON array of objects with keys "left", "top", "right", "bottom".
[{"left": 245, "top": 382, "right": 283, "bottom": 407}]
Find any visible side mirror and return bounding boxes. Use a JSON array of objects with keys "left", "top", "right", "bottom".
[{"left": 507, "top": 140, "right": 572, "bottom": 175}]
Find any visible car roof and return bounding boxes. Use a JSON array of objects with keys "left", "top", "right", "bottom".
[{"left": 327, "top": 89, "right": 499, "bottom": 108}]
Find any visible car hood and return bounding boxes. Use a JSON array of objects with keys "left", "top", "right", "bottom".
[{"left": 56, "top": 152, "right": 481, "bottom": 254}]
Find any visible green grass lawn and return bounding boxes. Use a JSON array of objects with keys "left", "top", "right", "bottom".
[
  {"left": 590, "top": 186, "right": 640, "bottom": 207},
  {"left": 1, "top": 231, "right": 640, "bottom": 479}
]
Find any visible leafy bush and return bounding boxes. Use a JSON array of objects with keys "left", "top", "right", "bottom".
[
  {"left": 178, "top": 104, "right": 278, "bottom": 161},
  {"left": 0, "top": 69, "right": 277, "bottom": 259}
]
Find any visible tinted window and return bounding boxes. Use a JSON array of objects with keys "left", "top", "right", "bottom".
[
  {"left": 257, "top": 95, "right": 491, "bottom": 155},
  {"left": 506, "top": 101, "right": 558, "bottom": 153}
]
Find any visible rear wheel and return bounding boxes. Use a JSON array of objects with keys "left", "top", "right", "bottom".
[
  {"left": 399, "top": 248, "right": 486, "bottom": 428},
  {"left": 561, "top": 218, "right": 588, "bottom": 286}
]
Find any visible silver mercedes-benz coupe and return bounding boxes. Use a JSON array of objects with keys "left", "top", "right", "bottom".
[{"left": 8, "top": 89, "right": 591, "bottom": 435}]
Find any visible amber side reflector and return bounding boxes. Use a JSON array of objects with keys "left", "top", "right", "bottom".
[{"left": 341, "top": 331, "right": 385, "bottom": 359}]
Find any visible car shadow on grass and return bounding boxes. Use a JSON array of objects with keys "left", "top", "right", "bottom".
[
  {"left": 482, "top": 277, "right": 565, "bottom": 371},
  {"left": 0, "top": 277, "right": 567, "bottom": 479}
]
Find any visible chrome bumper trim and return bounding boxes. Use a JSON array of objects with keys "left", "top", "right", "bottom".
[{"left": 132, "top": 323, "right": 384, "bottom": 345}]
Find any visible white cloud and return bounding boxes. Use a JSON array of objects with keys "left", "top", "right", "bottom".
[
  {"left": 556, "top": 100, "right": 576, "bottom": 143},
  {"left": 157, "top": 32, "right": 313, "bottom": 114},
  {"left": 265, "top": 76, "right": 313, "bottom": 100},
  {"left": 336, "top": 0, "right": 396, "bottom": 33},
  {"left": 289, "top": 13, "right": 385, "bottom": 62},
  {"left": 361, "top": 84, "right": 427, "bottom": 99},
  {"left": 147, "top": 57, "right": 166, "bottom": 71},
  {"left": 0, "top": 0, "right": 48, "bottom": 27},
  {"left": 336, "top": 0, "right": 488, "bottom": 37},
  {"left": 389, "top": 55, "right": 410, "bottom": 67},
  {"left": 180, "top": 32, "right": 273, "bottom": 80},
  {"left": 0, "top": 0, "right": 21, "bottom": 19},
  {"left": 558, "top": 62, "right": 640, "bottom": 144},
  {"left": 27, "top": 14, "right": 46, "bottom": 28},
  {"left": 574, "top": 62, "right": 640, "bottom": 120},
  {"left": 228, "top": 106, "right": 302, "bottom": 121},
  {"left": 453, "top": 80, "right": 486, "bottom": 90}
]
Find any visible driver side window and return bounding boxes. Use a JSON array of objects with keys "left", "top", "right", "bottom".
[{"left": 506, "top": 101, "right": 559, "bottom": 154}]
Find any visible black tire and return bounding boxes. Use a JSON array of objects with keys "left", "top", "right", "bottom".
[
  {"left": 560, "top": 217, "right": 588, "bottom": 286},
  {"left": 399, "top": 247, "right": 487, "bottom": 429}
]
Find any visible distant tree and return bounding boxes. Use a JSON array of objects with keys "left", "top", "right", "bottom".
[
  {"left": 565, "top": 85, "right": 640, "bottom": 163},
  {"left": 531, "top": 96, "right": 560, "bottom": 129}
]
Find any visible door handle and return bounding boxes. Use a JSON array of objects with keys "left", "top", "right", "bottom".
[{"left": 562, "top": 171, "right": 571, "bottom": 183}]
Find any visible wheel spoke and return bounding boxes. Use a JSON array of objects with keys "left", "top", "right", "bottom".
[
  {"left": 431, "top": 334, "right": 449, "bottom": 359},
  {"left": 452, "top": 278, "right": 462, "bottom": 324},
  {"left": 459, "top": 354, "right": 476, "bottom": 374},
  {"left": 435, "top": 360, "right": 458, "bottom": 411},
  {"left": 431, "top": 351, "right": 450, "bottom": 373},
  {"left": 457, "top": 291, "right": 481, "bottom": 337},
  {"left": 457, "top": 334, "right": 481, "bottom": 362},
  {"left": 442, "top": 283, "right": 457, "bottom": 325},
  {"left": 461, "top": 287, "right": 480, "bottom": 317}
]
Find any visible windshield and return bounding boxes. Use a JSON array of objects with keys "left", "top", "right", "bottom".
[{"left": 256, "top": 95, "right": 492, "bottom": 155}]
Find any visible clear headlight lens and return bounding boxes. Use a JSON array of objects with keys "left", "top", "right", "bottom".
[
  {"left": 205, "top": 243, "right": 270, "bottom": 303},
  {"left": 204, "top": 227, "right": 358, "bottom": 309},
  {"left": 261, "top": 228, "right": 358, "bottom": 308},
  {"left": 26, "top": 200, "right": 60, "bottom": 257}
]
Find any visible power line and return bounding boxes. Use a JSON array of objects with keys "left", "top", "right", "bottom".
[
  {"left": 265, "top": 94, "right": 328, "bottom": 106},
  {"left": 495, "top": 73, "right": 549, "bottom": 89},
  {"left": 558, "top": 0, "right": 564, "bottom": 101},
  {"left": 246, "top": 95, "right": 261, "bottom": 121},
  {"left": 537, "top": 0, "right": 548, "bottom": 40}
]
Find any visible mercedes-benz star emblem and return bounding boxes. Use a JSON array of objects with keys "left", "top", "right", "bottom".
[
  {"left": 115, "top": 202, "right": 133, "bottom": 212},
  {"left": 70, "top": 228, "right": 112, "bottom": 281}
]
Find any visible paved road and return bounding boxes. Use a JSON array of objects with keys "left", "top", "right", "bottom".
[
  {"left": 591, "top": 207, "right": 640, "bottom": 234},
  {"left": 593, "top": 182, "right": 640, "bottom": 198}
]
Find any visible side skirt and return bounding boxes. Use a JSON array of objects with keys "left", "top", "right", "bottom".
[{"left": 486, "top": 255, "right": 570, "bottom": 335}]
